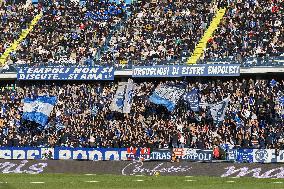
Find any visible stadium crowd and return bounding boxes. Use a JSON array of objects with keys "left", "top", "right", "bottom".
[
  {"left": 100, "top": 0, "right": 215, "bottom": 64},
  {"left": 6, "top": 0, "right": 130, "bottom": 67},
  {"left": 0, "top": 78, "right": 284, "bottom": 151},
  {"left": 0, "top": 0, "right": 282, "bottom": 67}
]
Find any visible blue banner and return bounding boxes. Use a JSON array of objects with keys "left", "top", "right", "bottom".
[
  {"left": 0, "top": 147, "right": 212, "bottom": 161},
  {"left": 132, "top": 64, "right": 240, "bottom": 77},
  {"left": 0, "top": 147, "right": 128, "bottom": 160},
  {"left": 1, "top": 147, "right": 280, "bottom": 163},
  {"left": 17, "top": 67, "right": 114, "bottom": 80},
  {"left": 234, "top": 149, "right": 254, "bottom": 163},
  {"left": 53, "top": 147, "right": 127, "bottom": 160},
  {"left": 149, "top": 148, "right": 212, "bottom": 161}
]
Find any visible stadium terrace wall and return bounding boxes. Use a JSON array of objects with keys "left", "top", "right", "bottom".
[
  {"left": 1, "top": 148, "right": 284, "bottom": 164},
  {"left": 2, "top": 160, "right": 284, "bottom": 178}
]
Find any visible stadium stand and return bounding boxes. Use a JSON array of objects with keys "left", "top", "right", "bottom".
[
  {"left": 202, "top": 0, "right": 284, "bottom": 65},
  {"left": 100, "top": 0, "right": 216, "bottom": 65},
  {"left": 0, "top": 1, "right": 41, "bottom": 65},
  {"left": 0, "top": 0, "right": 282, "bottom": 68},
  {"left": 0, "top": 78, "right": 284, "bottom": 150},
  {"left": 9, "top": 0, "right": 130, "bottom": 67},
  {"left": 0, "top": 0, "right": 283, "bottom": 152}
]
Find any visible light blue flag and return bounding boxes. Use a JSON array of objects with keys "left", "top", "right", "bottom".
[
  {"left": 279, "top": 96, "right": 284, "bottom": 105},
  {"left": 210, "top": 96, "right": 230, "bottom": 124},
  {"left": 22, "top": 96, "right": 57, "bottom": 126},
  {"left": 149, "top": 85, "right": 185, "bottom": 112},
  {"left": 0, "top": 104, "right": 6, "bottom": 115},
  {"left": 56, "top": 123, "right": 65, "bottom": 132},
  {"left": 278, "top": 96, "right": 284, "bottom": 119}
]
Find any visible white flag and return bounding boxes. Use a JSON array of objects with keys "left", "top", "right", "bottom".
[{"left": 210, "top": 96, "right": 230, "bottom": 123}]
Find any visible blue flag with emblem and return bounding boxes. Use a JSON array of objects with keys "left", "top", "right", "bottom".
[
  {"left": 210, "top": 96, "right": 230, "bottom": 124},
  {"left": 22, "top": 96, "right": 57, "bottom": 126},
  {"left": 110, "top": 79, "right": 134, "bottom": 113},
  {"left": 184, "top": 89, "right": 199, "bottom": 112},
  {"left": 149, "top": 85, "right": 185, "bottom": 112}
]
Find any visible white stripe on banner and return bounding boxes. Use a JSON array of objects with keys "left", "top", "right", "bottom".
[
  {"left": 23, "top": 101, "right": 35, "bottom": 113},
  {"left": 23, "top": 101, "right": 54, "bottom": 116}
]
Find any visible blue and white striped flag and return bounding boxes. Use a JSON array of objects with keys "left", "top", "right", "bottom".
[{"left": 22, "top": 96, "right": 57, "bottom": 126}]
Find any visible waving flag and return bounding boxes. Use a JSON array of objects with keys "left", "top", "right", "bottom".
[
  {"left": 149, "top": 85, "right": 185, "bottom": 112},
  {"left": 110, "top": 79, "right": 134, "bottom": 113},
  {"left": 123, "top": 79, "right": 134, "bottom": 113},
  {"left": 22, "top": 96, "right": 57, "bottom": 126},
  {"left": 91, "top": 104, "right": 98, "bottom": 117},
  {"left": 184, "top": 89, "right": 199, "bottom": 112},
  {"left": 210, "top": 96, "right": 230, "bottom": 124}
]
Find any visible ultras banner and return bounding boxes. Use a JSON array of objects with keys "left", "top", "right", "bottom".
[
  {"left": 17, "top": 67, "right": 114, "bottom": 80},
  {"left": 132, "top": 64, "right": 240, "bottom": 77}
]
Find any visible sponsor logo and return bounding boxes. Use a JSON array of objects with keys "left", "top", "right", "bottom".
[
  {"left": 221, "top": 166, "right": 284, "bottom": 179},
  {"left": 0, "top": 160, "right": 47, "bottom": 174},
  {"left": 122, "top": 161, "right": 191, "bottom": 176}
]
